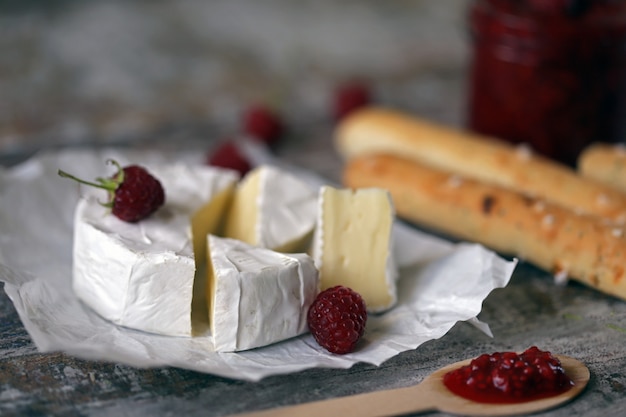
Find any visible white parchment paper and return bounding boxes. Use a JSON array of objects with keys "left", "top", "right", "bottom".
[{"left": 0, "top": 148, "right": 517, "bottom": 381}]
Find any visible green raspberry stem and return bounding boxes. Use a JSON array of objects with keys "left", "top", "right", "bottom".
[
  {"left": 58, "top": 170, "right": 117, "bottom": 191},
  {"left": 57, "top": 169, "right": 117, "bottom": 191},
  {"left": 58, "top": 159, "right": 125, "bottom": 193}
]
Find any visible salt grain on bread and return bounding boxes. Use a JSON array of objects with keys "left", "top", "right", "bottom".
[
  {"left": 578, "top": 142, "right": 626, "bottom": 194},
  {"left": 343, "top": 153, "right": 626, "bottom": 301},
  {"left": 337, "top": 107, "right": 626, "bottom": 223}
]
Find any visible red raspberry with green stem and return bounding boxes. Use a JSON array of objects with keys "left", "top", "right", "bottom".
[{"left": 59, "top": 159, "right": 165, "bottom": 222}]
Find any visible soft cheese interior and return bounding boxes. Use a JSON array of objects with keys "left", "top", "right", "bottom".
[
  {"left": 72, "top": 164, "right": 238, "bottom": 337},
  {"left": 206, "top": 235, "right": 319, "bottom": 352},
  {"left": 312, "top": 186, "right": 398, "bottom": 313},
  {"left": 224, "top": 165, "right": 318, "bottom": 253}
]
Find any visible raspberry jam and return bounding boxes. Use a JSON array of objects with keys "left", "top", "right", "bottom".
[
  {"left": 443, "top": 346, "right": 574, "bottom": 404},
  {"left": 467, "top": 0, "right": 626, "bottom": 166}
]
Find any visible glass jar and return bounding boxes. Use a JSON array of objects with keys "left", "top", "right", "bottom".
[{"left": 467, "top": 0, "right": 626, "bottom": 166}]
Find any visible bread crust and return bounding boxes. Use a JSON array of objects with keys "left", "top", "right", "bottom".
[
  {"left": 343, "top": 153, "right": 626, "bottom": 301},
  {"left": 337, "top": 107, "right": 626, "bottom": 223},
  {"left": 578, "top": 142, "right": 626, "bottom": 193}
]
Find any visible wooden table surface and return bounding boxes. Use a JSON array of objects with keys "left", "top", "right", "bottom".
[
  {"left": 2, "top": 249, "right": 625, "bottom": 417},
  {"left": 1, "top": 2, "right": 625, "bottom": 416}
]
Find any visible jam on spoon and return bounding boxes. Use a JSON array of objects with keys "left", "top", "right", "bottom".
[{"left": 443, "top": 346, "right": 574, "bottom": 404}]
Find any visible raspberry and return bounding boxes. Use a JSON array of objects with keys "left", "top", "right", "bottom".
[
  {"left": 59, "top": 160, "right": 165, "bottom": 222},
  {"left": 242, "top": 105, "right": 284, "bottom": 146},
  {"left": 333, "top": 81, "right": 371, "bottom": 121},
  {"left": 307, "top": 285, "right": 367, "bottom": 354},
  {"left": 206, "top": 140, "right": 252, "bottom": 177},
  {"left": 111, "top": 165, "right": 165, "bottom": 222}
]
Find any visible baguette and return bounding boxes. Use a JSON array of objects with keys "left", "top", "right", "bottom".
[
  {"left": 578, "top": 142, "right": 626, "bottom": 193},
  {"left": 343, "top": 153, "right": 626, "bottom": 301},
  {"left": 336, "top": 107, "right": 626, "bottom": 223}
]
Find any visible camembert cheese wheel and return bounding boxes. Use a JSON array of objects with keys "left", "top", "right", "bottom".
[
  {"left": 206, "top": 235, "right": 319, "bottom": 352},
  {"left": 312, "top": 186, "right": 398, "bottom": 313},
  {"left": 72, "top": 164, "right": 238, "bottom": 337}
]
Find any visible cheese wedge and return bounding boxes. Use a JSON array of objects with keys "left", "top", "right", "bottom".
[
  {"left": 72, "top": 164, "right": 238, "bottom": 337},
  {"left": 223, "top": 165, "right": 317, "bottom": 253},
  {"left": 312, "top": 186, "right": 397, "bottom": 312},
  {"left": 207, "top": 235, "right": 319, "bottom": 352}
]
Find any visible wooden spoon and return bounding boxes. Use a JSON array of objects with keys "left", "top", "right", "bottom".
[{"left": 230, "top": 354, "right": 589, "bottom": 417}]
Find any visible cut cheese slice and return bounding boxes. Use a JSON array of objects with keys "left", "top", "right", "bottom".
[
  {"left": 72, "top": 164, "right": 238, "bottom": 336},
  {"left": 207, "top": 235, "right": 319, "bottom": 352},
  {"left": 223, "top": 165, "right": 317, "bottom": 253},
  {"left": 312, "top": 186, "right": 398, "bottom": 312}
]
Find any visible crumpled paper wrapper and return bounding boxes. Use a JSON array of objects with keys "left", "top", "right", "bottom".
[{"left": 0, "top": 148, "right": 517, "bottom": 381}]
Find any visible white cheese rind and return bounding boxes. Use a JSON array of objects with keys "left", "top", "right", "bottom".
[
  {"left": 225, "top": 165, "right": 317, "bottom": 253},
  {"left": 148, "top": 164, "right": 239, "bottom": 264},
  {"left": 72, "top": 164, "right": 238, "bottom": 337},
  {"left": 207, "top": 235, "right": 319, "bottom": 352},
  {"left": 312, "top": 186, "right": 398, "bottom": 313},
  {"left": 257, "top": 166, "right": 318, "bottom": 252}
]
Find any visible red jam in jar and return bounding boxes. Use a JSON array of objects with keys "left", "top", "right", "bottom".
[
  {"left": 467, "top": 0, "right": 626, "bottom": 166},
  {"left": 443, "top": 346, "right": 574, "bottom": 404}
]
